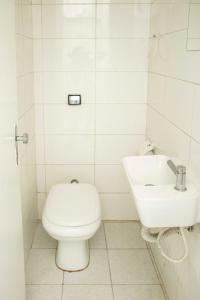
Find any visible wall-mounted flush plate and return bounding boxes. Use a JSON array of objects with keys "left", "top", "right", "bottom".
[{"left": 68, "top": 94, "right": 81, "bottom": 105}]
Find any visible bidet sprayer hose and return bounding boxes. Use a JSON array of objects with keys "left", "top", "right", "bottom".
[
  {"left": 157, "top": 227, "right": 188, "bottom": 264},
  {"left": 141, "top": 226, "right": 188, "bottom": 264}
]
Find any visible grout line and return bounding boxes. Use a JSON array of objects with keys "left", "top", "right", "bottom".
[
  {"left": 32, "top": 247, "right": 57, "bottom": 249},
  {"left": 35, "top": 133, "right": 146, "bottom": 136},
  {"left": 18, "top": 103, "right": 35, "bottom": 121},
  {"left": 148, "top": 104, "right": 195, "bottom": 140},
  {"left": 102, "top": 222, "right": 115, "bottom": 300},
  {"left": 37, "top": 102, "right": 147, "bottom": 105},
  {"left": 149, "top": 71, "right": 200, "bottom": 87},
  {"left": 150, "top": 28, "right": 187, "bottom": 39},
  {"left": 35, "top": 3, "right": 48, "bottom": 200},
  {"left": 103, "top": 220, "right": 140, "bottom": 223},
  {"left": 26, "top": 284, "right": 62, "bottom": 286},
  {"left": 30, "top": 221, "right": 40, "bottom": 249},
  {"left": 33, "top": 37, "right": 151, "bottom": 40},
  {"left": 26, "top": 283, "right": 164, "bottom": 286},
  {"left": 61, "top": 271, "right": 64, "bottom": 300},
  {"left": 147, "top": 245, "right": 169, "bottom": 300},
  {"left": 34, "top": 70, "right": 148, "bottom": 73},
  {"left": 31, "top": 247, "right": 148, "bottom": 250},
  {"left": 93, "top": 0, "right": 97, "bottom": 185},
  {"left": 33, "top": 3, "right": 153, "bottom": 5}
]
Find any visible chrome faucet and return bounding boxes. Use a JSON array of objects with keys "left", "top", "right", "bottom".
[{"left": 167, "top": 160, "right": 187, "bottom": 192}]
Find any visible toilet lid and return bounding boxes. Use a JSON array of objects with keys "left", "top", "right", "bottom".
[{"left": 44, "top": 184, "right": 101, "bottom": 227}]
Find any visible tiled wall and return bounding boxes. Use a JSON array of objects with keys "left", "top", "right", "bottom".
[
  {"left": 33, "top": 1, "right": 150, "bottom": 219},
  {"left": 16, "top": 0, "right": 38, "bottom": 261},
  {"left": 147, "top": 1, "right": 200, "bottom": 299}
]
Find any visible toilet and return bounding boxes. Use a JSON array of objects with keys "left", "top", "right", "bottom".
[{"left": 42, "top": 183, "right": 101, "bottom": 271}]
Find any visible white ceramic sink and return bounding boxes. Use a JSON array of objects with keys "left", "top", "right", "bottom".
[{"left": 123, "top": 155, "right": 200, "bottom": 228}]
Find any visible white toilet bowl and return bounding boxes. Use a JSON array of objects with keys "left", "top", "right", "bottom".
[{"left": 42, "top": 183, "right": 101, "bottom": 271}]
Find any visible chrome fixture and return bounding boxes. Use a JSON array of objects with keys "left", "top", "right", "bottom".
[
  {"left": 167, "top": 160, "right": 187, "bottom": 192},
  {"left": 15, "top": 125, "right": 29, "bottom": 165},
  {"left": 15, "top": 132, "right": 29, "bottom": 144}
]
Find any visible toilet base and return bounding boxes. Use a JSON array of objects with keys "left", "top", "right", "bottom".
[{"left": 56, "top": 240, "right": 89, "bottom": 271}]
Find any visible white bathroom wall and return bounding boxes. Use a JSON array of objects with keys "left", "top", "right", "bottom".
[
  {"left": 16, "top": 0, "right": 38, "bottom": 261},
  {"left": 32, "top": 0, "right": 150, "bottom": 220},
  {"left": 147, "top": 1, "right": 200, "bottom": 299}
]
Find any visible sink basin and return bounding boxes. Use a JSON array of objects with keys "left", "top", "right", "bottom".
[{"left": 123, "top": 155, "right": 200, "bottom": 228}]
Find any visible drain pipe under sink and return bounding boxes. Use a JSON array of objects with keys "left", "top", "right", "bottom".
[{"left": 141, "top": 226, "right": 188, "bottom": 264}]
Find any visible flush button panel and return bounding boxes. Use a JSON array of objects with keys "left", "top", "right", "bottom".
[{"left": 68, "top": 94, "right": 81, "bottom": 105}]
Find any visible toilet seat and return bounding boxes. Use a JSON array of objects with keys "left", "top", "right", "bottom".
[
  {"left": 43, "top": 183, "right": 101, "bottom": 228},
  {"left": 43, "top": 215, "right": 101, "bottom": 240}
]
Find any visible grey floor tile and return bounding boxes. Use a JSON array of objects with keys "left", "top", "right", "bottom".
[
  {"left": 62, "top": 285, "right": 113, "bottom": 300},
  {"left": 64, "top": 250, "right": 111, "bottom": 284},
  {"left": 89, "top": 223, "right": 106, "bottom": 249},
  {"left": 108, "top": 250, "right": 159, "bottom": 284},
  {"left": 32, "top": 223, "right": 57, "bottom": 249},
  {"left": 26, "top": 249, "right": 63, "bottom": 284},
  {"left": 26, "top": 285, "right": 62, "bottom": 300},
  {"left": 104, "top": 222, "right": 146, "bottom": 249},
  {"left": 113, "top": 285, "right": 166, "bottom": 300}
]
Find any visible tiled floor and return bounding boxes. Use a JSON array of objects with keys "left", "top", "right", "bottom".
[{"left": 26, "top": 221, "right": 166, "bottom": 300}]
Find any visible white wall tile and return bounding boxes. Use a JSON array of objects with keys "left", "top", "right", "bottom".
[
  {"left": 21, "top": 4, "right": 33, "bottom": 38},
  {"left": 42, "top": 39, "right": 95, "bottom": 71},
  {"left": 33, "top": 39, "right": 43, "bottom": 72},
  {"left": 37, "top": 193, "right": 46, "bottom": 219},
  {"left": 147, "top": 3, "right": 200, "bottom": 300},
  {"left": 96, "top": 72, "right": 147, "bottom": 103},
  {"left": 189, "top": 139, "right": 200, "bottom": 180},
  {"left": 96, "top": 104, "right": 146, "bottom": 134},
  {"left": 43, "top": 0, "right": 95, "bottom": 3},
  {"left": 32, "top": 0, "right": 42, "bottom": 4},
  {"left": 42, "top": 72, "right": 95, "bottom": 103},
  {"left": 34, "top": 73, "right": 43, "bottom": 103},
  {"left": 23, "top": 37, "right": 34, "bottom": 73},
  {"left": 188, "top": 4, "right": 200, "bottom": 38},
  {"left": 44, "top": 104, "right": 95, "bottom": 134},
  {"left": 17, "top": 73, "right": 34, "bottom": 117},
  {"left": 35, "top": 135, "right": 45, "bottom": 164},
  {"left": 149, "top": 30, "right": 200, "bottom": 84},
  {"left": 149, "top": 76, "right": 195, "bottom": 135},
  {"left": 97, "top": 0, "right": 152, "bottom": 3},
  {"left": 96, "top": 39, "right": 148, "bottom": 71},
  {"left": 147, "top": 73, "right": 165, "bottom": 105},
  {"left": 45, "top": 135, "right": 94, "bottom": 164},
  {"left": 15, "top": 3, "right": 23, "bottom": 35},
  {"left": 45, "top": 164, "right": 94, "bottom": 191},
  {"left": 16, "top": 35, "right": 25, "bottom": 76},
  {"left": 191, "top": 86, "right": 200, "bottom": 143},
  {"left": 42, "top": 4, "right": 95, "bottom": 38},
  {"left": 33, "top": 0, "right": 150, "bottom": 221},
  {"left": 32, "top": 5, "right": 42, "bottom": 38},
  {"left": 147, "top": 107, "right": 191, "bottom": 164},
  {"left": 35, "top": 104, "right": 44, "bottom": 135},
  {"left": 95, "top": 165, "right": 130, "bottom": 193},
  {"left": 100, "top": 193, "right": 138, "bottom": 220},
  {"left": 36, "top": 165, "right": 46, "bottom": 192},
  {"left": 96, "top": 4, "right": 150, "bottom": 38},
  {"left": 150, "top": 3, "right": 189, "bottom": 37},
  {"left": 95, "top": 135, "right": 145, "bottom": 164}
]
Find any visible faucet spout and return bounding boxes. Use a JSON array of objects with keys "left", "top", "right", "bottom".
[
  {"left": 167, "top": 160, "right": 177, "bottom": 175},
  {"left": 167, "top": 160, "right": 187, "bottom": 192}
]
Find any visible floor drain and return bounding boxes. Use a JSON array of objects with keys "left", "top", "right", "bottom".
[{"left": 144, "top": 184, "right": 155, "bottom": 186}]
